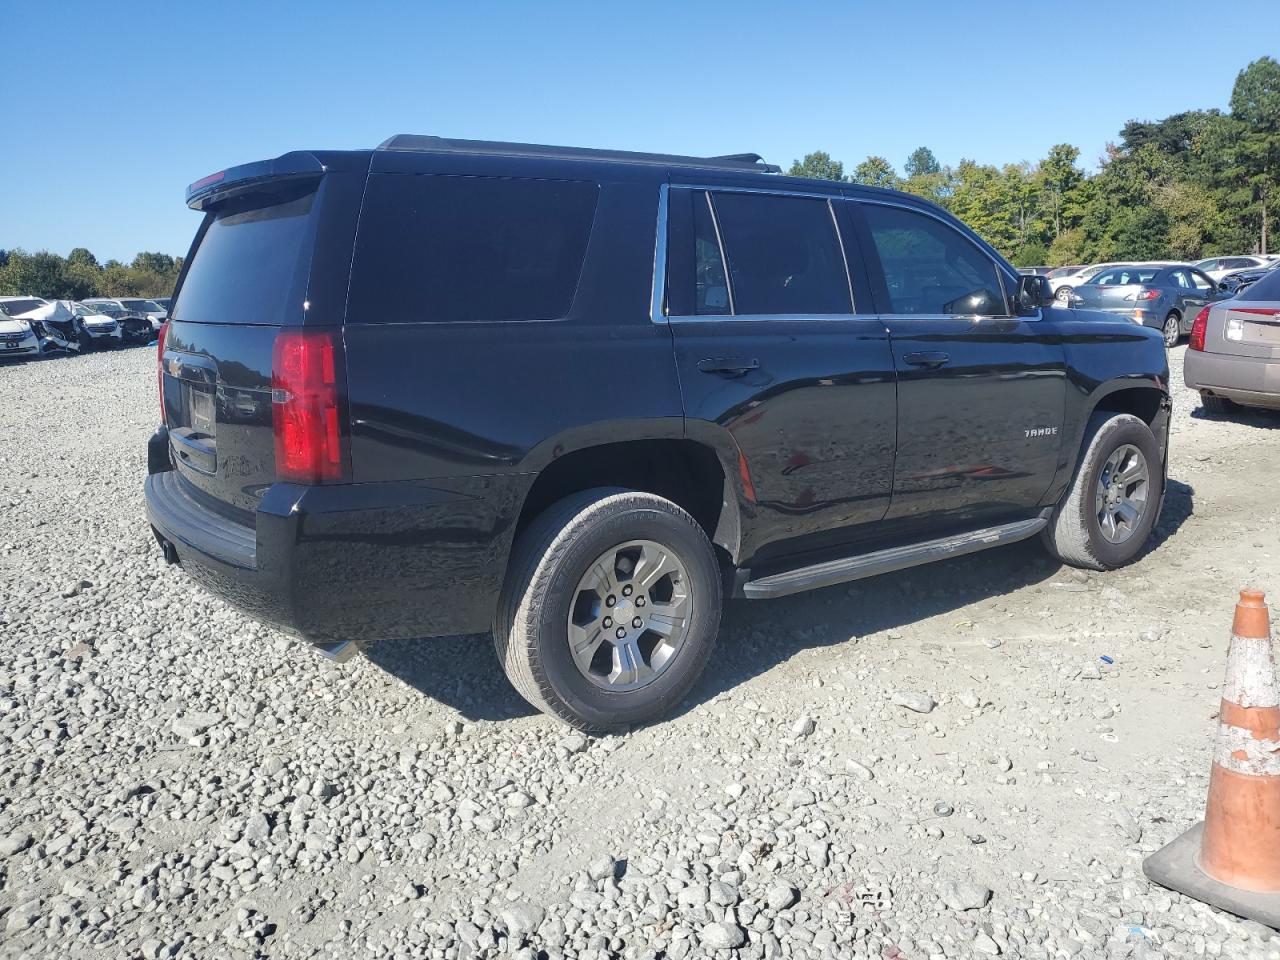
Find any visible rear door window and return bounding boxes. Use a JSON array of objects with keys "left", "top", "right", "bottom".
[
  {"left": 348, "top": 174, "right": 599, "bottom": 323},
  {"left": 860, "top": 203, "right": 1008, "bottom": 316},
  {"left": 710, "top": 192, "right": 852, "bottom": 315},
  {"left": 173, "top": 191, "right": 316, "bottom": 325}
]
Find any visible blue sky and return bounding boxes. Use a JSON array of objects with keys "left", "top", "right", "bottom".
[{"left": 3, "top": 0, "right": 1276, "bottom": 263}]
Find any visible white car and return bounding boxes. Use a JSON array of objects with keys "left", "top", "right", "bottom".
[
  {"left": 0, "top": 297, "right": 44, "bottom": 358},
  {"left": 1049, "top": 264, "right": 1128, "bottom": 301},
  {"left": 65, "top": 301, "right": 124, "bottom": 346},
  {"left": 1193, "top": 256, "right": 1271, "bottom": 284},
  {"left": 82, "top": 298, "right": 167, "bottom": 341}
]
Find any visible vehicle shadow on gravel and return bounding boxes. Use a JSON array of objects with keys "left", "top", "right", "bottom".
[
  {"left": 1189, "top": 407, "right": 1280, "bottom": 429},
  {"left": 367, "top": 483, "right": 1196, "bottom": 728}
]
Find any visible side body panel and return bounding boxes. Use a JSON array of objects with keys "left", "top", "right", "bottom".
[{"left": 341, "top": 155, "right": 681, "bottom": 631}]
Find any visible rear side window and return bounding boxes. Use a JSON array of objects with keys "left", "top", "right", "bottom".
[
  {"left": 349, "top": 174, "right": 599, "bottom": 323},
  {"left": 861, "top": 204, "right": 1008, "bottom": 316},
  {"left": 711, "top": 192, "right": 851, "bottom": 315},
  {"left": 174, "top": 191, "right": 316, "bottom": 325}
]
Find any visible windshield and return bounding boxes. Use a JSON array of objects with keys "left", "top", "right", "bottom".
[
  {"left": 0, "top": 299, "right": 46, "bottom": 316},
  {"left": 1089, "top": 267, "right": 1160, "bottom": 285},
  {"left": 1194, "top": 259, "right": 1218, "bottom": 271},
  {"left": 1047, "top": 266, "right": 1080, "bottom": 279}
]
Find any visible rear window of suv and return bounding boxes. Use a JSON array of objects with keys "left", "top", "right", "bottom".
[
  {"left": 173, "top": 191, "right": 316, "bottom": 325},
  {"left": 348, "top": 174, "right": 599, "bottom": 324}
]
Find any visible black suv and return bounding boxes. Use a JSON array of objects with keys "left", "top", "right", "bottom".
[{"left": 146, "top": 135, "right": 1171, "bottom": 731}]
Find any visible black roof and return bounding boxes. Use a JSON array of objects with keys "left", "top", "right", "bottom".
[{"left": 376, "top": 134, "right": 782, "bottom": 174}]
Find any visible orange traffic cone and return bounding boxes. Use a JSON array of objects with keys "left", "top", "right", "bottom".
[{"left": 1145, "top": 588, "right": 1280, "bottom": 927}]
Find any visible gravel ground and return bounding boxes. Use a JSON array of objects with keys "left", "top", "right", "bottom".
[{"left": 2, "top": 343, "right": 1279, "bottom": 960}]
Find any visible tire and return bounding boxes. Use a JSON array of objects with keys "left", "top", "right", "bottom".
[
  {"left": 494, "top": 488, "right": 722, "bottom": 732},
  {"left": 1162, "top": 312, "right": 1181, "bottom": 347},
  {"left": 1200, "top": 392, "right": 1239, "bottom": 416},
  {"left": 1054, "top": 286, "right": 1071, "bottom": 301},
  {"left": 1042, "top": 413, "right": 1163, "bottom": 570}
]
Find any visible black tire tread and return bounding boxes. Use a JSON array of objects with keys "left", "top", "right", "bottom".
[
  {"left": 1043, "top": 413, "right": 1153, "bottom": 570},
  {"left": 493, "top": 488, "right": 714, "bottom": 732}
]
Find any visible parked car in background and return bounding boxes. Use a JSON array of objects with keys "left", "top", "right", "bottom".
[
  {"left": 65, "top": 301, "right": 124, "bottom": 346},
  {"left": 82, "top": 298, "right": 160, "bottom": 343},
  {"left": 150, "top": 297, "right": 172, "bottom": 310},
  {"left": 1050, "top": 264, "right": 1123, "bottom": 300},
  {"left": 1067, "top": 263, "right": 1227, "bottom": 346},
  {"left": 118, "top": 298, "right": 168, "bottom": 329},
  {"left": 1217, "top": 257, "right": 1280, "bottom": 296},
  {"left": 1018, "top": 266, "right": 1053, "bottom": 276},
  {"left": 0, "top": 297, "right": 44, "bottom": 358},
  {"left": 1194, "top": 256, "right": 1271, "bottom": 283},
  {"left": 145, "top": 134, "right": 1171, "bottom": 730},
  {"left": 1185, "top": 267, "right": 1280, "bottom": 414}
]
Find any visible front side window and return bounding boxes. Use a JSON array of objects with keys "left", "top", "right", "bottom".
[
  {"left": 1190, "top": 270, "right": 1215, "bottom": 292},
  {"left": 349, "top": 174, "right": 599, "bottom": 323},
  {"left": 861, "top": 204, "right": 1008, "bottom": 316},
  {"left": 710, "top": 192, "right": 852, "bottom": 315}
]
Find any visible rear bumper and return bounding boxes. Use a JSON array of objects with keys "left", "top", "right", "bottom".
[
  {"left": 1185, "top": 350, "right": 1280, "bottom": 410},
  {"left": 144, "top": 426, "right": 520, "bottom": 644}
]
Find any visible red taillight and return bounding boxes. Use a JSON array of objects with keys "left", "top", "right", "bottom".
[
  {"left": 271, "top": 329, "right": 349, "bottom": 484},
  {"left": 1125, "top": 288, "right": 1160, "bottom": 301},
  {"left": 156, "top": 320, "right": 169, "bottom": 422},
  {"left": 1189, "top": 306, "right": 1211, "bottom": 352}
]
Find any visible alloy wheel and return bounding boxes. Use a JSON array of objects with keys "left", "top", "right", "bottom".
[
  {"left": 1094, "top": 444, "right": 1150, "bottom": 544},
  {"left": 566, "top": 540, "right": 692, "bottom": 691}
]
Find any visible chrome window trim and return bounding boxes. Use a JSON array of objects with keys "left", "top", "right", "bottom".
[
  {"left": 649, "top": 183, "right": 670, "bottom": 324},
  {"left": 652, "top": 182, "right": 862, "bottom": 324},
  {"left": 853, "top": 196, "right": 1023, "bottom": 321},
  {"left": 827, "top": 199, "right": 857, "bottom": 312},
  {"left": 705, "top": 191, "right": 736, "bottom": 316}
]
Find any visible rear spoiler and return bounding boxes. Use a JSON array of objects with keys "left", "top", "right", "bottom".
[{"left": 185, "top": 151, "right": 327, "bottom": 211}]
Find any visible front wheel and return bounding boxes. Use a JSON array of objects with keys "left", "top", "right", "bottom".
[
  {"left": 494, "top": 489, "right": 723, "bottom": 732},
  {"left": 1042, "top": 413, "right": 1163, "bottom": 570},
  {"left": 1162, "top": 312, "right": 1181, "bottom": 347}
]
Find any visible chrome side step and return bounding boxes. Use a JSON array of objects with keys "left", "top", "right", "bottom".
[{"left": 742, "top": 517, "right": 1048, "bottom": 600}]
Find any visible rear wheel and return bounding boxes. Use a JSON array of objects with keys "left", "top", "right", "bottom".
[
  {"left": 495, "top": 489, "right": 722, "bottom": 732},
  {"left": 1042, "top": 413, "right": 1163, "bottom": 570},
  {"left": 1054, "top": 286, "right": 1072, "bottom": 302},
  {"left": 1162, "top": 312, "right": 1181, "bottom": 347},
  {"left": 1200, "top": 392, "right": 1239, "bottom": 416}
]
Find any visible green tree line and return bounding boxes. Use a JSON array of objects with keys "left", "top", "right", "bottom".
[
  {"left": 0, "top": 248, "right": 182, "bottom": 300},
  {"left": 788, "top": 57, "right": 1280, "bottom": 267}
]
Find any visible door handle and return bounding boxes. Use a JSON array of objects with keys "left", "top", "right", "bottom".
[
  {"left": 697, "top": 357, "right": 760, "bottom": 377},
  {"left": 903, "top": 351, "right": 951, "bottom": 369}
]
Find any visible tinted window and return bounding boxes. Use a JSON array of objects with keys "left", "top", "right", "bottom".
[
  {"left": 692, "top": 193, "right": 730, "bottom": 314},
  {"left": 1169, "top": 270, "right": 1191, "bottom": 289},
  {"left": 711, "top": 192, "right": 851, "bottom": 315},
  {"left": 349, "top": 174, "right": 598, "bottom": 324},
  {"left": 1240, "top": 268, "right": 1280, "bottom": 302},
  {"left": 1091, "top": 267, "right": 1159, "bottom": 285},
  {"left": 1190, "top": 270, "right": 1215, "bottom": 291},
  {"left": 174, "top": 191, "right": 315, "bottom": 325},
  {"left": 862, "top": 204, "right": 1008, "bottom": 316}
]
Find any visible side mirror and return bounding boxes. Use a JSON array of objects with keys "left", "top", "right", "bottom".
[{"left": 1015, "top": 274, "right": 1056, "bottom": 314}]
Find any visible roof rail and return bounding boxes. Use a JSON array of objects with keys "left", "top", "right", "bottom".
[{"left": 375, "top": 135, "right": 781, "bottom": 173}]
